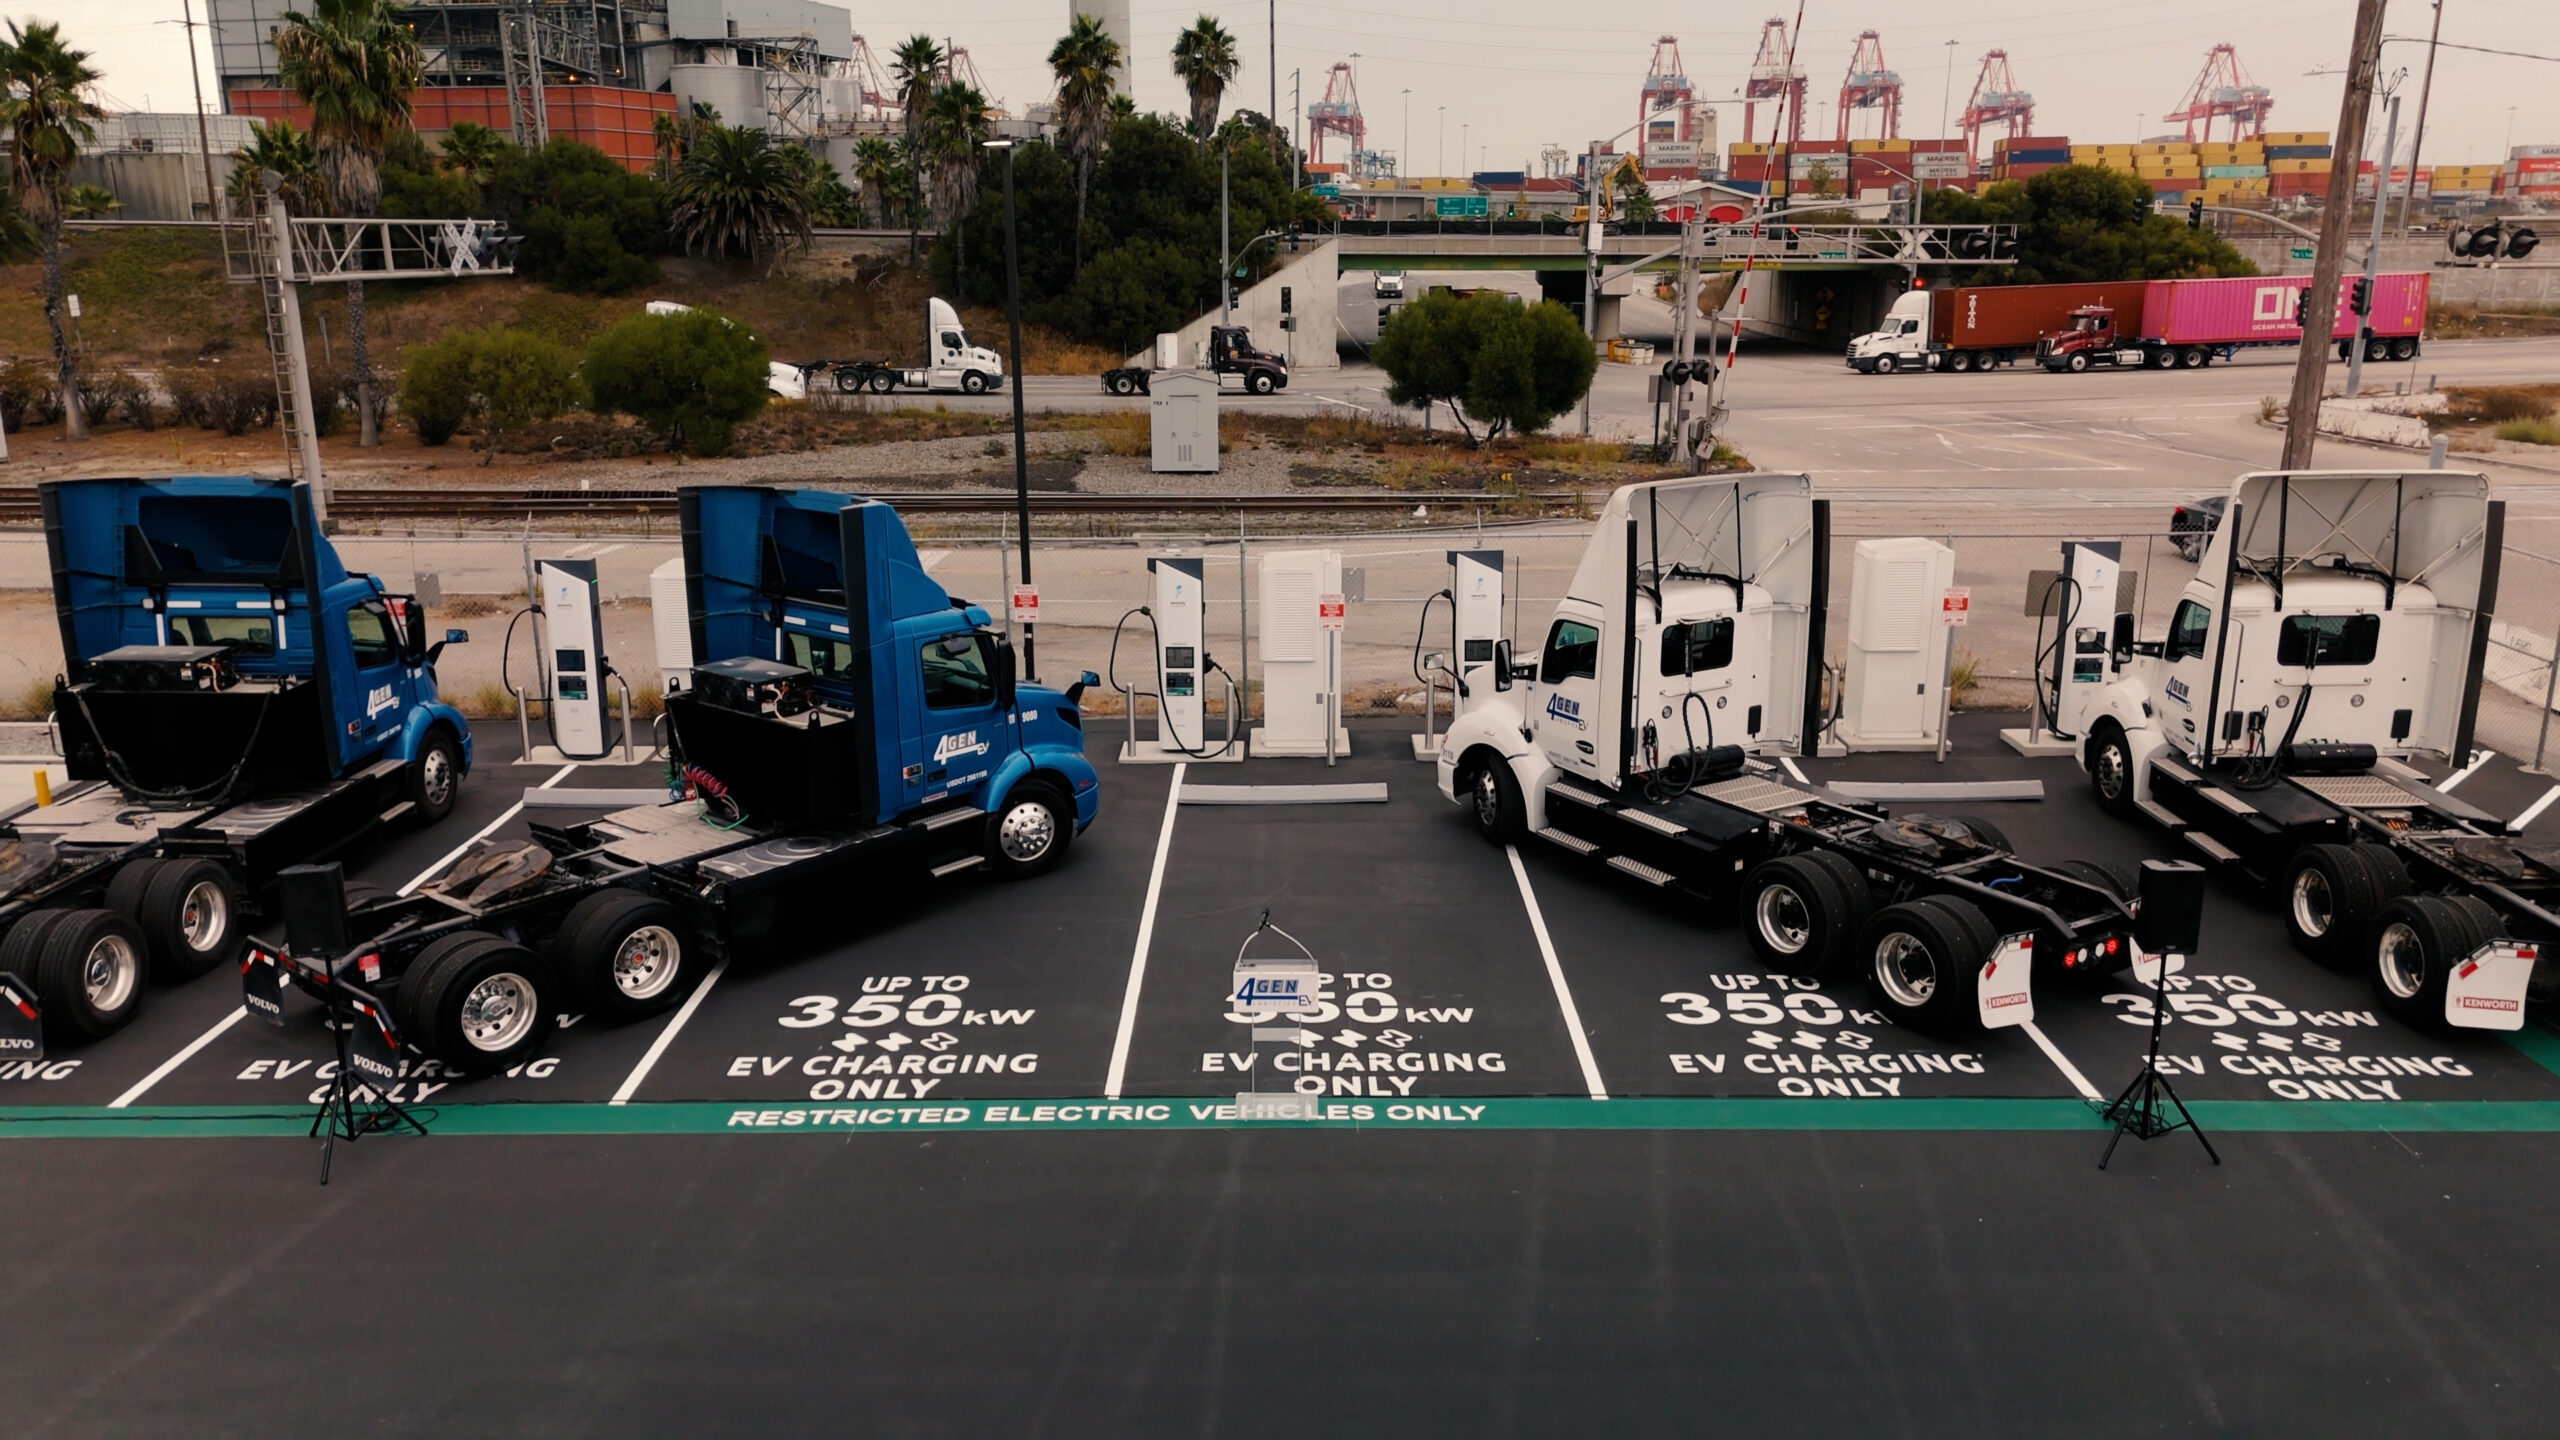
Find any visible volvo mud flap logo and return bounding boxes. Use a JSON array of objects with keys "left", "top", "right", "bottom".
[
  {"left": 1544, "top": 694, "right": 1587, "bottom": 730},
  {"left": 934, "top": 730, "right": 991, "bottom": 763}
]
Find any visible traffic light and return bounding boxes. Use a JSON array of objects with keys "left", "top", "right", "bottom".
[
  {"left": 2188, "top": 198, "right": 2205, "bottom": 230},
  {"left": 2349, "top": 276, "right": 2371, "bottom": 317},
  {"left": 2509, "top": 226, "right": 2540, "bottom": 260},
  {"left": 2293, "top": 287, "right": 2311, "bottom": 327}
]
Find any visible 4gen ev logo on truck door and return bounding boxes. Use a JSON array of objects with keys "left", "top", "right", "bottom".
[
  {"left": 1544, "top": 694, "right": 1586, "bottom": 730},
  {"left": 934, "top": 730, "right": 991, "bottom": 763}
]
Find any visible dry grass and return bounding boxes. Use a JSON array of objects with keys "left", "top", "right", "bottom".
[
  {"left": 2445, "top": 386, "right": 2560, "bottom": 425},
  {"left": 456, "top": 681, "right": 519, "bottom": 720},
  {"left": 2496, "top": 417, "right": 2560, "bottom": 446},
  {"left": 0, "top": 676, "right": 55, "bottom": 720},
  {"left": 2428, "top": 303, "right": 2560, "bottom": 340}
]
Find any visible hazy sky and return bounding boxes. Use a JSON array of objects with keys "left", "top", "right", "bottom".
[{"left": 57, "top": 0, "right": 2560, "bottom": 175}]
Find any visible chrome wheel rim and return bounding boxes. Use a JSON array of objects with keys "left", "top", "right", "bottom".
[
  {"left": 1755, "top": 882, "right": 1813, "bottom": 955},
  {"left": 458, "top": 972, "right": 538, "bottom": 1051},
  {"left": 2377, "top": 922, "right": 2427, "bottom": 1000},
  {"left": 1474, "top": 769, "right": 1503, "bottom": 830},
  {"left": 180, "top": 879, "right": 229, "bottom": 952},
  {"left": 2094, "top": 744, "right": 2127, "bottom": 801},
  {"left": 611, "top": 925, "right": 682, "bottom": 1000},
  {"left": 421, "top": 746, "right": 455, "bottom": 808},
  {"left": 1873, "top": 931, "right": 1936, "bottom": 1008},
  {"left": 2291, "top": 868, "right": 2334, "bottom": 939},
  {"left": 999, "top": 800, "right": 1056, "bottom": 862},
  {"left": 83, "top": 933, "right": 138, "bottom": 1012}
]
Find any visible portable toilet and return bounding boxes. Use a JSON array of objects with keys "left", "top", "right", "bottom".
[{"left": 1149, "top": 369, "right": 1219, "bottom": 474}]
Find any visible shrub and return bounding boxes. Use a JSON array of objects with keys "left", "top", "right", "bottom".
[
  {"left": 74, "top": 369, "right": 156, "bottom": 430},
  {"left": 162, "top": 367, "right": 213, "bottom": 429},
  {"left": 397, "top": 326, "right": 583, "bottom": 457},
  {"left": 1375, "top": 292, "right": 1598, "bottom": 444},
  {"left": 583, "top": 307, "right": 770, "bottom": 456},
  {"left": 306, "top": 364, "right": 351, "bottom": 438},
  {"left": 2497, "top": 417, "right": 2560, "bottom": 447},
  {"left": 193, "top": 371, "right": 276, "bottom": 436},
  {"left": 0, "top": 358, "right": 62, "bottom": 430}
]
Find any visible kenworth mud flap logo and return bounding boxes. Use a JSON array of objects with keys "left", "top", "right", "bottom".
[
  {"left": 1545, "top": 694, "right": 1587, "bottom": 730},
  {"left": 934, "top": 730, "right": 992, "bottom": 763}
]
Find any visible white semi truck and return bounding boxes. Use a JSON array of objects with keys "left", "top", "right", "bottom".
[{"left": 826, "top": 298, "right": 1007, "bottom": 396}]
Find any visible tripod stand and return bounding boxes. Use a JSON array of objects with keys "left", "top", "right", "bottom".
[
  {"left": 2099, "top": 956, "right": 2219, "bottom": 1169},
  {"left": 309, "top": 993, "right": 427, "bottom": 1184}
]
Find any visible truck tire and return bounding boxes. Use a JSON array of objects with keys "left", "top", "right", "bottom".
[
  {"left": 405, "top": 727, "right": 464, "bottom": 827},
  {"left": 2056, "top": 857, "right": 2138, "bottom": 902},
  {"left": 32, "top": 909, "right": 147, "bottom": 1042},
  {"left": 1104, "top": 374, "right": 1128, "bottom": 396},
  {"left": 2064, "top": 352, "right": 2091, "bottom": 373},
  {"left": 2349, "top": 844, "right": 2409, "bottom": 906},
  {"left": 868, "top": 370, "right": 895, "bottom": 393},
  {"left": 412, "top": 933, "right": 549, "bottom": 1074},
  {"left": 2283, "top": 844, "right": 2381, "bottom": 965},
  {"left": 2366, "top": 338, "right": 2390, "bottom": 363},
  {"left": 137, "top": 858, "right": 245, "bottom": 981},
  {"left": 2370, "top": 895, "right": 2472, "bottom": 1029},
  {"left": 1801, "top": 849, "right": 1875, "bottom": 935},
  {"left": 1858, "top": 899, "right": 1983, "bottom": 1032},
  {"left": 2086, "top": 727, "right": 2137, "bottom": 819},
  {"left": 1872, "top": 355, "right": 1898, "bottom": 375},
  {"left": 1463, "top": 753, "right": 1526, "bottom": 844},
  {"left": 0, "top": 909, "right": 69, "bottom": 990},
  {"left": 961, "top": 370, "right": 991, "bottom": 395},
  {"left": 1133, "top": 373, "right": 1151, "bottom": 395},
  {"left": 987, "top": 780, "right": 1074, "bottom": 879},
  {"left": 1944, "top": 352, "right": 1972, "bottom": 373},
  {"left": 833, "top": 368, "right": 863, "bottom": 393},
  {"left": 1741, "top": 856, "right": 1854, "bottom": 978},
  {"left": 2391, "top": 337, "right": 2419, "bottom": 361},
  {"left": 555, "top": 889, "right": 693, "bottom": 1020},
  {"left": 104, "top": 858, "right": 165, "bottom": 930},
  {"left": 1248, "top": 371, "right": 1276, "bottom": 395},
  {"left": 386, "top": 931, "right": 493, "bottom": 1046},
  {"left": 1948, "top": 814, "right": 2012, "bottom": 853},
  {"left": 2179, "top": 347, "right": 2208, "bottom": 369}
]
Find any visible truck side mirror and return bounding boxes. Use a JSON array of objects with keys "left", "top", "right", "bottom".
[
  {"left": 991, "top": 635, "right": 1017, "bottom": 708},
  {"left": 425, "top": 628, "right": 468, "bottom": 665},
  {"left": 2111, "top": 613, "right": 2133, "bottom": 664},
  {"left": 1063, "top": 670, "right": 1100, "bottom": 705},
  {"left": 1492, "top": 640, "right": 1514, "bottom": 692}
]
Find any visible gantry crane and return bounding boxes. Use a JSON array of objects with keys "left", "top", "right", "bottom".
[
  {"left": 2165, "top": 44, "right": 2274, "bottom": 143},
  {"left": 1308, "top": 61, "right": 1365, "bottom": 167},
  {"left": 1743, "top": 18, "right": 1807, "bottom": 146},
  {"left": 1836, "top": 31, "right": 1903, "bottom": 143},
  {"left": 1959, "top": 50, "right": 2035, "bottom": 171}
]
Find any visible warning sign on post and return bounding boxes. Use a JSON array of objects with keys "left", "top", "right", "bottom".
[
  {"left": 1318, "top": 593, "right": 1346, "bottom": 631},
  {"left": 1009, "top": 585, "right": 1040, "bottom": 624},
  {"left": 1941, "top": 587, "right": 1971, "bottom": 625}
]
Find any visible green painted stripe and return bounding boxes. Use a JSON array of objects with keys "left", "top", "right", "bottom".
[
  {"left": 11, "top": 1095, "right": 2560, "bottom": 1139},
  {"left": 2506, "top": 1023, "right": 2560, "bottom": 1079}
]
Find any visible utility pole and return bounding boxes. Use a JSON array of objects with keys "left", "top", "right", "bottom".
[
  {"left": 2398, "top": 0, "right": 2445, "bottom": 235},
  {"left": 992, "top": 141, "right": 1035, "bottom": 679},
  {"left": 2348, "top": 88, "right": 2401, "bottom": 399},
  {"left": 2280, "top": 0, "right": 2387, "bottom": 470},
  {"left": 1939, "top": 39, "right": 1956, "bottom": 150},
  {"left": 176, "top": 0, "right": 220, "bottom": 220},
  {"left": 1579, "top": 139, "right": 1602, "bottom": 438},
  {"left": 1672, "top": 210, "right": 1701, "bottom": 468},
  {"left": 1403, "top": 89, "right": 1411, "bottom": 178},
  {"left": 1221, "top": 146, "right": 1232, "bottom": 326}
]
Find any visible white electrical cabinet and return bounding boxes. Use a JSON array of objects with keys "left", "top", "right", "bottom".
[
  {"left": 1837, "top": 537, "right": 1955, "bottom": 751},
  {"left": 650, "top": 556, "right": 693, "bottom": 694},
  {"left": 1149, "top": 370, "right": 1219, "bottom": 473},
  {"left": 1252, "top": 548, "right": 1349, "bottom": 758}
]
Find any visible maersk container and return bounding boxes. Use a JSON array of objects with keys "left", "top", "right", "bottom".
[{"left": 2138, "top": 273, "right": 2429, "bottom": 345}]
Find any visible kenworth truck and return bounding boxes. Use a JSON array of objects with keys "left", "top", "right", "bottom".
[
  {"left": 241, "top": 485, "right": 1102, "bottom": 1073},
  {"left": 0, "top": 477, "right": 471, "bottom": 1046},
  {"left": 1433, "top": 474, "right": 2139, "bottom": 1031},
  {"left": 2078, "top": 469, "right": 2560, "bottom": 1029}
]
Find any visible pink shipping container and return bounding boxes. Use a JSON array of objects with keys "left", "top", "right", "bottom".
[{"left": 2138, "top": 273, "right": 2430, "bottom": 345}]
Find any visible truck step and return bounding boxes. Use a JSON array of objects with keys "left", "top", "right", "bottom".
[
  {"left": 1606, "top": 855, "right": 1676, "bottom": 887},
  {"left": 1620, "top": 808, "right": 1686, "bottom": 836},
  {"left": 929, "top": 855, "right": 986, "bottom": 878},
  {"left": 2183, "top": 830, "right": 2241, "bottom": 863},
  {"left": 2152, "top": 757, "right": 2200, "bottom": 785},
  {"left": 377, "top": 800, "right": 416, "bottom": 826},
  {"left": 917, "top": 807, "right": 983, "bottom": 832},
  {"left": 2198, "top": 785, "right": 2260, "bottom": 817},
  {"left": 1534, "top": 826, "right": 1598, "bottom": 856},
  {"left": 1547, "top": 783, "right": 1610, "bottom": 810},
  {"left": 2135, "top": 798, "right": 2185, "bottom": 829}
]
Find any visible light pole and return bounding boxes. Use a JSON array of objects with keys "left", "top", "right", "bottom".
[
  {"left": 1403, "top": 88, "right": 1411, "bottom": 177},
  {"left": 1462, "top": 122, "right": 1469, "bottom": 179},
  {"left": 983, "top": 139, "right": 1035, "bottom": 678},
  {"left": 2399, "top": 0, "right": 2444, "bottom": 234},
  {"left": 1438, "top": 107, "right": 1445, "bottom": 175},
  {"left": 1939, "top": 40, "right": 1956, "bottom": 149}
]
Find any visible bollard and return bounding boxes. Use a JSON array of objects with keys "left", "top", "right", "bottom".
[{"left": 32, "top": 768, "right": 49, "bottom": 806}]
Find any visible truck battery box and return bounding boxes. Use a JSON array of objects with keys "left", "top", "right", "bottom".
[
  {"left": 689, "top": 656, "right": 816, "bottom": 719},
  {"left": 667, "top": 688, "right": 866, "bottom": 828},
  {"left": 87, "top": 644, "right": 239, "bottom": 693}
]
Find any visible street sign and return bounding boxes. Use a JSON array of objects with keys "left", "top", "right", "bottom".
[
  {"left": 1435, "top": 194, "right": 1489, "bottom": 218},
  {"left": 1312, "top": 184, "right": 1341, "bottom": 199},
  {"left": 1318, "top": 593, "right": 1346, "bottom": 630},
  {"left": 1009, "top": 584, "right": 1040, "bottom": 624},
  {"left": 1941, "top": 587, "right": 1971, "bottom": 625},
  {"left": 2290, "top": 246, "right": 2315, "bottom": 261}
]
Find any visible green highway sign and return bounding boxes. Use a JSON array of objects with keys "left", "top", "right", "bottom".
[
  {"left": 1435, "top": 194, "right": 1489, "bottom": 218},
  {"left": 1313, "top": 184, "right": 1340, "bottom": 199},
  {"left": 2291, "top": 246, "right": 2315, "bottom": 260}
]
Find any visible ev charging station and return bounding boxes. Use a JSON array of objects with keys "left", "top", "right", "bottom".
[
  {"left": 1252, "top": 548, "right": 1350, "bottom": 760},
  {"left": 1413, "top": 549, "right": 1505, "bottom": 760},
  {"left": 1113, "top": 552, "right": 1243, "bottom": 764},
  {"left": 537, "top": 557, "right": 610, "bottom": 760},
  {"left": 1833, "top": 537, "right": 1956, "bottom": 753},
  {"left": 2001, "top": 539, "right": 2123, "bottom": 757}
]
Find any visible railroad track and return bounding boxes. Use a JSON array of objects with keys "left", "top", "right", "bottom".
[{"left": 0, "top": 487, "right": 1558, "bottom": 523}]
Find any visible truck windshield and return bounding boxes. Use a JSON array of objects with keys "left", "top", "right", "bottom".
[
  {"left": 167, "top": 614, "right": 276, "bottom": 656},
  {"left": 2278, "top": 614, "right": 2380, "bottom": 667},
  {"left": 1541, "top": 619, "right": 1599, "bottom": 683},
  {"left": 1660, "top": 618, "right": 1734, "bottom": 676}
]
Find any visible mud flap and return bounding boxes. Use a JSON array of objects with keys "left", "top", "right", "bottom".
[{"left": 0, "top": 972, "right": 39, "bottom": 1062}]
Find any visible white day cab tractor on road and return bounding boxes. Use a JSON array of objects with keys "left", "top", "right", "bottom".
[
  {"left": 1433, "top": 474, "right": 2140, "bottom": 1032},
  {"left": 2077, "top": 469, "right": 2559, "bottom": 1030},
  {"left": 239, "top": 486, "right": 1102, "bottom": 1075},
  {"left": 0, "top": 477, "right": 472, "bottom": 1053},
  {"left": 827, "top": 298, "right": 1006, "bottom": 396}
]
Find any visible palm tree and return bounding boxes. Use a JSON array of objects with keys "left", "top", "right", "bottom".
[
  {"left": 890, "top": 35, "right": 944, "bottom": 156},
  {"left": 919, "top": 82, "right": 990, "bottom": 273},
  {"left": 438, "top": 121, "right": 506, "bottom": 185},
  {"left": 0, "top": 22, "right": 102, "bottom": 439},
  {"left": 274, "top": 0, "right": 425, "bottom": 448},
  {"left": 667, "top": 124, "right": 812, "bottom": 270},
  {"left": 1170, "top": 16, "right": 1238, "bottom": 142},
  {"left": 63, "top": 182, "right": 117, "bottom": 219},
  {"left": 650, "top": 112, "right": 682, "bottom": 182},
  {"left": 1047, "top": 14, "right": 1119, "bottom": 272},
  {"left": 226, "top": 118, "right": 323, "bottom": 214},
  {"left": 851, "top": 136, "right": 906, "bottom": 228}
]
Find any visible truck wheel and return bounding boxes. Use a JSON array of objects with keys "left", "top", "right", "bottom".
[
  {"left": 2391, "top": 337, "right": 2419, "bottom": 361},
  {"left": 405, "top": 728, "right": 464, "bottom": 827},
  {"left": 1948, "top": 814, "right": 2012, "bottom": 853},
  {"left": 1741, "top": 856, "right": 1852, "bottom": 978},
  {"left": 1464, "top": 756, "right": 1526, "bottom": 844},
  {"left": 555, "top": 889, "right": 694, "bottom": 1020},
  {"left": 0, "top": 909, "right": 69, "bottom": 993},
  {"left": 2056, "top": 857, "right": 2138, "bottom": 902},
  {"left": 2179, "top": 347, "right": 2208, "bottom": 369},
  {"left": 834, "top": 369, "right": 863, "bottom": 393},
  {"left": 1134, "top": 374, "right": 1151, "bottom": 395},
  {"left": 2370, "top": 895, "right": 2472, "bottom": 1030},
  {"left": 961, "top": 370, "right": 990, "bottom": 395},
  {"left": 33, "top": 909, "right": 146, "bottom": 1042},
  {"left": 868, "top": 371, "right": 895, "bottom": 393},
  {"left": 2349, "top": 844, "right": 2409, "bottom": 906},
  {"left": 1872, "top": 355, "right": 1897, "bottom": 375},
  {"left": 413, "top": 934, "right": 549, "bottom": 1074},
  {"left": 2087, "top": 728, "right": 2137, "bottom": 818},
  {"left": 138, "top": 858, "right": 245, "bottom": 981},
  {"left": 1944, "top": 352, "right": 1972, "bottom": 374},
  {"left": 987, "top": 781, "right": 1074, "bottom": 879},
  {"left": 1858, "top": 900, "right": 1982, "bottom": 1032},
  {"left": 1801, "top": 850, "right": 1874, "bottom": 935},
  {"left": 2283, "top": 844, "right": 2381, "bottom": 965},
  {"left": 2065, "top": 352, "right": 2091, "bottom": 373},
  {"left": 2366, "top": 338, "right": 2390, "bottom": 363},
  {"left": 1104, "top": 375, "right": 1127, "bottom": 396},
  {"left": 104, "top": 858, "right": 165, "bottom": 930}
]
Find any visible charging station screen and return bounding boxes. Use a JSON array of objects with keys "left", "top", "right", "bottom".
[
  {"left": 1165, "top": 646, "right": 1196, "bottom": 668},
  {"left": 555, "top": 648, "right": 587, "bottom": 674},
  {"left": 1166, "top": 674, "right": 1195, "bottom": 696},
  {"left": 1465, "top": 639, "right": 1494, "bottom": 662},
  {"left": 559, "top": 676, "right": 589, "bottom": 699}
]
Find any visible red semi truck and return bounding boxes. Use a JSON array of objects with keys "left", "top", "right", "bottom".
[
  {"left": 1847, "top": 282, "right": 2144, "bottom": 373},
  {"left": 2038, "top": 272, "right": 2430, "bottom": 372}
]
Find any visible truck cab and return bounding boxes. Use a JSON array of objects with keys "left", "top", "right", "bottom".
[
  {"left": 1846, "top": 291, "right": 1931, "bottom": 374},
  {"left": 925, "top": 297, "right": 1004, "bottom": 394},
  {"left": 1207, "top": 325, "right": 1289, "bottom": 394},
  {"left": 2037, "top": 305, "right": 2143, "bottom": 372},
  {"left": 46, "top": 477, "right": 471, "bottom": 821}
]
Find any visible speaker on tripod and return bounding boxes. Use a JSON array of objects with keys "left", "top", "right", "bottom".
[
  {"left": 2100, "top": 859, "right": 2220, "bottom": 1169},
  {"left": 279, "top": 863, "right": 427, "bottom": 1183}
]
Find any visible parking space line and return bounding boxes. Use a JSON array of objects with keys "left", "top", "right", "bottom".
[
  {"left": 2440, "top": 748, "right": 2496, "bottom": 793},
  {"left": 110, "top": 763, "right": 581, "bottom": 1109},
  {"left": 1505, "top": 846, "right": 1608, "bottom": 1100},
  {"left": 106, "top": 1010, "right": 247, "bottom": 1109},
  {"left": 399, "top": 764, "right": 577, "bottom": 895},
  {"left": 609, "top": 959, "right": 729, "bottom": 1105},
  {"left": 2021, "top": 1021, "right": 2103, "bottom": 1102},
  {"left": 1102, "top": 763, "right": 1186, "bottom": 1100},
  {"left": 2510, "top": 785, "right": 2560, "bottom": 834},
  {"left": 1780, "top": 757, "right": 1808, "bottom": 784}
]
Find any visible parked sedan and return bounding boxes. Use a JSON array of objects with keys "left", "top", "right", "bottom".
[{"left": 2171, "top": 495, "right": 2227, "bottom": 562}]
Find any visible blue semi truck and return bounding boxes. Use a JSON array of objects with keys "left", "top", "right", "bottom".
[
  {"left": 0, "top": 477, "right": 472, "bottom": 1046},
  {"left": 244, "top": 485, "right": 1101, "bottom": 1073}
]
